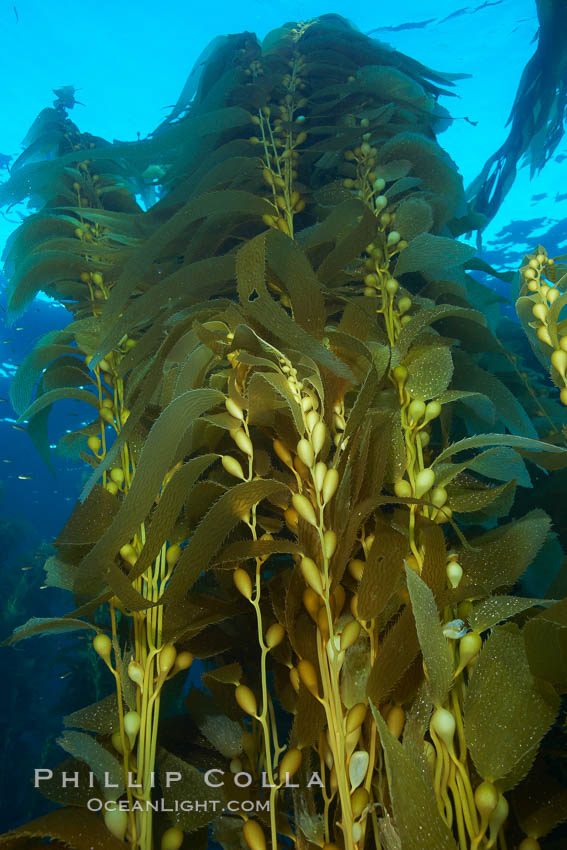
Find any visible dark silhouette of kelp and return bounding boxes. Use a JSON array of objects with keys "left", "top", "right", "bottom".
[{"left": 468, "top": 0, "right": 567, "bottom": 221}]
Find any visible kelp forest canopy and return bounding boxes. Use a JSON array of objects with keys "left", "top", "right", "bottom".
[
  {"left": 467, "top": 0, "right": 567, "bottom": 222},
  {"left": 2, "top": 13, "right": 567, "bottom": 850}
]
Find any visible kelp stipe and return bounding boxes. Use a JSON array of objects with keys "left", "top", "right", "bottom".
[
  {"left": 1, "top": 14, "right": 567, "bottom": 850},
  {"left": 515, "top": 246, "right": 567, "bottom": 406}
]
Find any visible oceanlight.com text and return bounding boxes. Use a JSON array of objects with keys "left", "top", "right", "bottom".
[{"left": 86, "top": 798, "right": 270, "bottom": 814}]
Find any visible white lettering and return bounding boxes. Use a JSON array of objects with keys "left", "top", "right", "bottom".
[
  {"left": 204, "top": 769, "right": 225, "bottom": 788},
  {"left": 260, "top": 772, "right": 276, "bottom": 788},
  {"left": 34, "top": 769, "right": 53, "bottom": 787},
  {"left": 165, "top": 771, "right": 181, "bottom": 788},
  {"left": 103, "top": 772, "right": 118, "bottom": 789},
  {"left": 127, "top": 772, "right": 142, "bottom": 788},
  {"left": 234, "top": 772, "right": 252, "bottom": 788}
]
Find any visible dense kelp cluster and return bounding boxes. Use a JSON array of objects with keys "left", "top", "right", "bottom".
[{"left": 2, "top": 14, "right": 567, "bottom": 850}]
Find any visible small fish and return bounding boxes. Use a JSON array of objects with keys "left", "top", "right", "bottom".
[
  {"left": 367, "top": 18, "right": 435, "bottom": 33},
  {"left": 60, "top": 672, "right": 71, "bottom": 679},
  {"left": 0, "top": 398, "right": 8, "bottom": 402},
  {"left": 442, "top": 619, "right": 468, "bottom": 639},
  {"left": 21, "top": 566, "right": 33, "bottom": 571},
  {"left": 18, "top": 474, "right": 33, "bottom": 480},
  {"left": 2, "top": 459, "right": 13, "bottom": 463},
  {"left": 12, "top": 424, "right": 25, "bottom": 431},
  {"left": 2, "top": 338, "right": 14, "bottom": 343},
  {"left": 15, "top": 326, "right": 24, "bottom": 331}
]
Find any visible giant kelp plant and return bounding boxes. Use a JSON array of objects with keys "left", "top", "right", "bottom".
[{"left": 2, "top": 14, "right": 567, "bottom": 850}]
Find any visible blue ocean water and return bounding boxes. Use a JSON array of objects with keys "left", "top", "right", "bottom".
[{"left": 0, "top": 0, "right": 565, "bottom": 836}]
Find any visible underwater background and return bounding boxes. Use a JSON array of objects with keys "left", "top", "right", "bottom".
[{"left": 0, "top": 0, "right": 566, "bottom": 841}]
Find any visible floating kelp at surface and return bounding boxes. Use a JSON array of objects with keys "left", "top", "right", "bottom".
[
  {"left": 467, "top": 0, "right": 567, "bottom": 222},
  {"left": 1, "top": 13, "right": 567, "bottom": 850}
]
